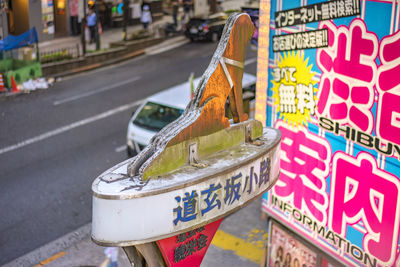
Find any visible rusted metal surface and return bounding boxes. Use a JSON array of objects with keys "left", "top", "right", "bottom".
[{"left": 127, "top": 13, "right": 255, "bottom": 179}]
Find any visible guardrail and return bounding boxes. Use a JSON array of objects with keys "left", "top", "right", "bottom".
[{"left": 40, "top": 44, "right": 81, "bottom": 64}]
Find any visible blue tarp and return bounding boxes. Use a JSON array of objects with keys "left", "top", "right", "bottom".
[{"left": 0, "top": 27, "right": 38, "bottom": 52}]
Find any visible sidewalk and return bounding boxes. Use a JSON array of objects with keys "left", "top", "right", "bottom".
[
  {"left": 38, "top": 0, "right": 255, "bottom": 54},
  {"left": 3, "top": 198, "right": 267, "bottom": 267},
  {"left": 39, "top": 16, "right": 173, "bottom": 55}
]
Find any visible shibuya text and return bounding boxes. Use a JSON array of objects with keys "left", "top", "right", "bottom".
[{"left": 319, "top": 117, "right": 400, "bottom": 160}]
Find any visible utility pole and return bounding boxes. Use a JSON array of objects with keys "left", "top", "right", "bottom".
[
  {"left": 122, "top": 0, "right": 129, "bottom": 41},
  {"left": 81, "top": 0, "right": 87, "bottom": 55},
  {"left": 95, "top": 1, "right": 100, "bottom": 50}
]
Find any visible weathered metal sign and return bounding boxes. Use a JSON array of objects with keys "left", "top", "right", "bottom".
[
  {"left": 92, "top": 12, "right": 281, "bottom": 267},
  {"left": 92, "top": 127, "right": 279, "bottom": 245}
]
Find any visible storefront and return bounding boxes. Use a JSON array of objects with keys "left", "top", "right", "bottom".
[
  {"left": 3, "top": 0, "right": 70, "bottom": 41},
  {"left": 256, "top": 1, "right": 400, "bottom": 266}
]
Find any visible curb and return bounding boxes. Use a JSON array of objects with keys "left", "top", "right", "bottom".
[
  {"left": 2, "top": 223, "right": 91, "bottom": 267},
  {"left": 0, "top": 35, "right": 188, "bottom": 100},
  {"left": 51, "top": 49, "right": 145, "bottom": 78}
]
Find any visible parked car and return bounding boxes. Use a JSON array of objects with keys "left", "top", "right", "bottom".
[
  {"left": 183, "top": 12, "right": 228, "bottom": 42},
  {"left": 126, "top": 72, "right": 257, "bottom": 157}
]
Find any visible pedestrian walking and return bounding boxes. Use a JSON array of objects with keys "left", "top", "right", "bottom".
[
  {"left": 101, "top": 247, "right": 119, "bottom": 267},
  {"left": 140, "top": 5, "right": 152, "bottom": 31},
  {"left": 87, "top": 8, "right": 97, "bottom": 43},
  {"left": 171, "top": 0, "right": 179, "bottom": 26},
  {"left": 216, "top": 0, "right": 224, "bottom": 12},
  {"left": 183, "top": 0, "right": 193, "bottom": 23}
]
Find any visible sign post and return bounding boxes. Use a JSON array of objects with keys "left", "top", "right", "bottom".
[{"left": 91, "top": 13, "right": 281, "bottom": 266}]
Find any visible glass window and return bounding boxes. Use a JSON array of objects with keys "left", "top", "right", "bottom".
[{"left": 133, "top": 102, "right": 183, "bottom": 131}]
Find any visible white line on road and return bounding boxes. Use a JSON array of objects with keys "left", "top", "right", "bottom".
[
  {"left": 245, "top": 57, "right": 257, "bottom": 66},
  {"left": 53, "top": 76, "right": 141, "bottom": 106},
  {"left": 3, "top": 57, "right": 257, "bottom": 156},
  {"left": 146, "top": 39, "right": 190, "bottom": 55},
  {"left": 0, "top": 100, "right": 144, "bottom": 156},
  {"left": 115, "top": 145, "right": 126, "bottom": 153}
]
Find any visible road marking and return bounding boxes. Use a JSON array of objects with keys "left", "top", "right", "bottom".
[
  {"left": 53, "top": 76, "right": 141, "bottom": 105},
  {"left": 0, "top": 100, "right": 144, "bottom": 156},
  {"left": 32, "top": 251, "right": 66, "bottom": 267},
  {"left": 211, "top": 229, "right": 266, "bottom": 264},
  {"left": 146, "top": 39, "right": 190, "bottom": 55},
  {"left": 115, "top": 145, "right": 126, "bottom": 153},
  {"left": 245, "top": 57, "right": 257, "bottom": 66},
  {"left": 2, "top": 224, "right": 91, "bottom": 267}
]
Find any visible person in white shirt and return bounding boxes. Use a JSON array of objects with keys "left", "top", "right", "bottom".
[{"left": 140, "top": 5, "right": 152, "bottom": 30}]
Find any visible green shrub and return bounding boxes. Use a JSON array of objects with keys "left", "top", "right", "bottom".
[{"left": 41, "top": 50, "right": 73, "bottom": 63}]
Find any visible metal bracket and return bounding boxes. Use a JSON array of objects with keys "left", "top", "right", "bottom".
[
  {"left": 245, "top": 124, "right": 252, "bottom": 143},
  {"left": 245, "top": 123, "right": 264, "bottom": 146},
  {"left": 189, "top": 142, "right": 208, "bottom": 168},
  {"left": 189, "top": 142, "right": 198, "bottom": 165}
]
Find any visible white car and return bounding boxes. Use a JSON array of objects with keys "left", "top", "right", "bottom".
[{"left": 126, "top": 73, "right": 257, "bottom": 157}]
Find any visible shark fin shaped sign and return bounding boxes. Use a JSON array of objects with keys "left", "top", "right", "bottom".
[{"left": 92, "top": 13, "right": 281, "bottom": 267}]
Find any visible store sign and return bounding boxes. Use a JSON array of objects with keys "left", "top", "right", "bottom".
[
  {"left": 259, "top": 1, "right": 400, "bottom": 267},
  {"left": 157, "top": 219, "right": 222, "bottom": 266},
  {"left": 92, "top": 149, "right": 279, "bottom": 245}
]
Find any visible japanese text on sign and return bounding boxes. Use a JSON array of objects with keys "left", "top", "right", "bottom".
[
  {"left": 273, "top": 29, "right": 328, "bottom": 52},
  {"left": 173, "top": 158, "right": 271, "bottom": 226},
  {"left": 174, "top": 227, "right": 207, "bottom": 263},
  {"left": 263, "top": 0, "right": 400, "bottom": 266},
  {"left": 275, "top": 0, "right": 360, "bottom": 28},
  {"left": 316, "top": 19, "right": 400, "bottom": 160}
]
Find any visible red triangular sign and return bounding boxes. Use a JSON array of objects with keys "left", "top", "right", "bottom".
[{"left": 157, "top": 218, "right": 223, "bottom": 267}]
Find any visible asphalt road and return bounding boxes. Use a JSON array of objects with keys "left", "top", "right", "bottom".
[{"left": 0, "top": 41, "right": 258, "bottom": 265}]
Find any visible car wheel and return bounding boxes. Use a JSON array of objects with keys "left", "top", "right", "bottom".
[
  {"left": 127, "top": 146, "right": 137, "bottom": 158},
  {"left": 211, "top": 32, "right": 219, "bottom": 42}
]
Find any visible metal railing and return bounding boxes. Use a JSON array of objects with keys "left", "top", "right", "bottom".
[{"left": 39, "top": 44, "right": 81, "bottom": 64}]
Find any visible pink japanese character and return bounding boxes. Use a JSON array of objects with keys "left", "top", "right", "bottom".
[
  {"left": 329, "top": 152, "right": 400, "bottom": 265},
  {"left": 376, "top": 31, "right": 400, "bottom": 147},
  {"left": 316, "top": 19, "right": 378, "bottom": 134},
  {"left": 273, "top": 120, "right": 331, "bottom": 224}
]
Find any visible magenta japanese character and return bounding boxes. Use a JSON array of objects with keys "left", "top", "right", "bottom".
[
  {"left": 316, "top": 20, "right": 378, "bottom": 133},
  {"left": 376, "top": 31, "right": 400, "bottom": 147},
  {"left": 329, "top": 152, "right": 400, "bottom": 265},
  {"left": 273, "top": 121, "right": 331, "bottom": 223}
]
